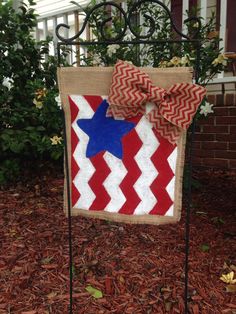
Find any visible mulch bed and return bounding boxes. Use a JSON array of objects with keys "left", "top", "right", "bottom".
[{"left": 0, "top": 168, "right": 235, "bottom": 314}]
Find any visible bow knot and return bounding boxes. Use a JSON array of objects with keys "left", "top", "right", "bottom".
[{"left": 107, "top": 60, "right": 206, "bottom": 144}]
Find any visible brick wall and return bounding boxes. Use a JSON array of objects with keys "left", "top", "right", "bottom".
[{"left": 193, "top": 93, "right": 236, "bottom": 169}]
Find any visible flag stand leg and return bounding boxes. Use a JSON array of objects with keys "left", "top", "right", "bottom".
[
  {"left": 62, "top": 109, "right": 73, "bottom": 314},
  {"left": 184, "top": 121, "right": 196, "bottom": 314},
  {"left": 55, "top": 3, "right": 203, "bottom": 313}
]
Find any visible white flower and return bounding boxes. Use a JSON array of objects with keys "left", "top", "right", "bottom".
[
  {"left": 107, "top": 44, "right": 120, "bottom": 57},
  {"left": 159, "top": 60, "right": 169, "bottom": 68},
  {"left": 181, "top": 56, "right": 190, "bottom": 66},
  {"left": 33, "top": 98, "right": 43, "bottom": 109},
  {"left": 55, "top": 95, "right": 62, "bottom": 109},
  {"left": 170, "top": 56, "right": 181, "bottom": 66},
  {"left": 124, "top": 60, "right": 133, "bottom": 65},
  {"left": 92, "top": 54, "right": 103, "bottom": 66},
  {"left": 192, "top": 22, "right": 199, "bottom": 28},
  {"left": 199, "top": 102, "right": 214, "bottom": 116},
  {"left": 50, "top": 135, "right": 62, "bottom": 145},
  {"left": 212, "top": 54, "right": 228, "bottom": 66},
  {"left": 2, "top": 77, "right": 13, "bottom": 90},
  {"left": 123, "top": 34, "right": 134, "bottom": 41}
]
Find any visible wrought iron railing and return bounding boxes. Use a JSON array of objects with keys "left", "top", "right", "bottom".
[{"left": 35, "top": 0, "right": 236, "bottom": 88}]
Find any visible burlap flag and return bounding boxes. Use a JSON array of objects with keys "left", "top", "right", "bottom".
[{"left": 57, "top": 64, "right": 205, "bottom": 225}]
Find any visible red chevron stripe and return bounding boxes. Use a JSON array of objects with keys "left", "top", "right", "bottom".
[
  {"left": 88, "top": 152, "right": 111, "bottom": 211},
  {"left": 83, "top": 95, "right": 103, "bottom": 111},
  {"left": 71, "top": 128, "right": 79, "bottom": 181},
  {"left": 69, "top": 96, "right": 80, "bottom": 207},
  {"left": 69, "top": 96, "right": 79, "bottom": 123},
  {"left": 80, "top": 95, "right": 112, "bottom": 211},
  {"left": 119, "top": 116, "right": 142, "bottom": 214},
  {"left": 149, "top": 133, "right": 175, "bottom": 215}
]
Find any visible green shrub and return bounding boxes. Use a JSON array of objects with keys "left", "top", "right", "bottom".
[{"left": 0, "top": 0, "right": 63, "bottom": 184}]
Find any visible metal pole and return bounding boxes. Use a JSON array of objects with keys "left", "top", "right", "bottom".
[
  {"left": 62, "top": 110, "right": 73, "bottom": 314},
  {"left": 184, "top": 122, "right": 195, "bottom": 314},
  {"left": 184, "top": 39, "right": 201, "bottom": 314}
]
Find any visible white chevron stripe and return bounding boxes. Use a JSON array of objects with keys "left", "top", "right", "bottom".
[
  {"left": 167, "top": 146, "right": 178, "bottom": 173},
  {"left": 165, "top": 205, "right": 174, "bottom": 216},
  {"left": 133, "top": 115, "right": 159, "bottom": 215},
  {"left": 103, "top": 152, "right": 127, "bottom": 213},
  {"left": 71, "top": 95, "right": 96, "bottom": 209},
  {"left": 165, "top": 147, "right": 178, "bottom": 216},
  {"left": 166, "top": 176, "right": 175, "bottom": 205}
]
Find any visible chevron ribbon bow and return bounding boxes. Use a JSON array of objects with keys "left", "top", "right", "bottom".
[{"left": 107, "top": 60, "right": 206, "bottom": 144}]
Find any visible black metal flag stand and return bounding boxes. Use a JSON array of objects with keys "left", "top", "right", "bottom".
[{"left": 55, "top": 1, "right": 202, "bottom": 313}]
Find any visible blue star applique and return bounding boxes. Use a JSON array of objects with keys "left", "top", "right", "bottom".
[{"left": 77, "top": 100, "right": 135, "bottom": 159}]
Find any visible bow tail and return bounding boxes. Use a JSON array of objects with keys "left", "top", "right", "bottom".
[{"left": 146, "top": 109, "right": 182, "bottom": 145}]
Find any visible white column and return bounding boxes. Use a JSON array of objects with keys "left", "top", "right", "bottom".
[
  {"left": 63, "top": 13, "right": 71, "bottom": 64},
  {"left": 199, "top": 0, "right": 207, "bottom": 21},
  {"left": 43, "top": 19, "right": 48, "bottom": 39},
  {"left": 218, "top": 0, "right": 227, "bottom": 78},
  {"left": 52, "top": 16, "right": 58, "bottom": 56},
  {"left": 219, "top": 0, "right": 227, "bottom": 52},
  {"left": 35, "top": 26, "right": 40, "bottom": 41},
  {"left": 12, "top": 0, "right": 20, "bottom": 11},
  {"left": 163, "top": 0, "right": 171, "bottom": 10},
  {"left": 182, "top": 0, "right": 189, "bottom": 34},
  {"left": 63, "top": 13, "right": 69, "bottom": 39},
  {"left": 42, "top": 19, "right": 48, "bottom": 61}
]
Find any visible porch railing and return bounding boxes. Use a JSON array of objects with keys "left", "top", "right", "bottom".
[{"left": 35, "top": 0, "right": 236, "bottom": 89}]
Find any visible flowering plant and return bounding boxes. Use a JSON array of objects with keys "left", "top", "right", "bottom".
[{"left": 0, "top": 1, "right": 64, "bottom": 183}]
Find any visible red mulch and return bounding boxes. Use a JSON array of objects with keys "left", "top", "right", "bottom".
[{"left": 0, "top": 168, "right": 235, "bottom": 314}]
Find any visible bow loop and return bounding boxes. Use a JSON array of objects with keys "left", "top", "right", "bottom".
[{"left": 107, "top": 60, "right": 206, "bottom": 144}]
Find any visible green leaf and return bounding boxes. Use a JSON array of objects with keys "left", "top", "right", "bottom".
[
  {"left": 85, "top": 285, "right": 103, "bottom": 299},
  {"left": 36, "top": 126, "right": 46, "bottom": 131},
  {"left": 9, "top": 141, "right": 24, "bottom": 153},
  {"left": 72, "top": 264, "right": 75, "bottom": 275},
  {"left": 201, "top": 244, "right": 210, "bottom": 252}
]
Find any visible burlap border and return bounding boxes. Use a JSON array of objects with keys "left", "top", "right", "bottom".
[{"left": 57, "top": 66, "right": 192, "bottom": 225}]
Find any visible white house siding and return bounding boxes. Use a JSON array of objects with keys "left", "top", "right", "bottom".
[{"left": 34, "top": 0, "right": 89, "bottom": 19}]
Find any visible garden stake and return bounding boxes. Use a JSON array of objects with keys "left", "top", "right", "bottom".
[
  {"left": 62, "top": 109, "right": 73, "bottom": 314},
  {"left": 56, "top": 1, "right": 203, "bottom": 313}
]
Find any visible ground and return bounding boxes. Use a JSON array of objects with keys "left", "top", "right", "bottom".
[{"left": 0, "top": 168, "right": 235, "bottom": 314}]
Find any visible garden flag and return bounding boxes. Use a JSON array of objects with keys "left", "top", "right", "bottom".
[{"left": 57, "top": 62, "right": 206, "bottom": 225}]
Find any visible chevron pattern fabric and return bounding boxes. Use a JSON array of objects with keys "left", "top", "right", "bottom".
[
  {"left": 69, "top": 95, "right": 178, "bottom": 222},
  {"left": 107, "top": 60, "right": 206, "bottom": 144}
]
